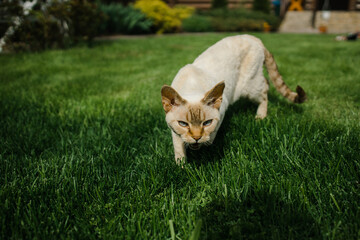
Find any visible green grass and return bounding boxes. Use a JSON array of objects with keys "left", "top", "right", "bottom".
[{"left": 1, "top": 33, "right": 360, "bottom": 239}]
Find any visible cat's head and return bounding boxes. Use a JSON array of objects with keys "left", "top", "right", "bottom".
[{"left": 161, "top": 82, "right": 225, "bottom": 150}]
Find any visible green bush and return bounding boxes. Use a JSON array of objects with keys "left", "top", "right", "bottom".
[
  {"left": 6, "top": 4, "right": 67, "bottom": 51},
  {"left": 253, "top": 0, "right": 271, "bottom": 14},
  {"left": 182, "top": 15, "right": 213, "bottom": 32},
  {"left": 0, "top": 1, "right": 23, "bottom": 38},
  {"left": 68, "top": 0, "right": 104, "bottom": 43},
  {"left": 134, "top": 0, "right": 194, "bottom": 34},
  {"left": 211, "top": 18, "right": 263, "bottom": 32},
  {"left": 98, "top": 3, "right": 152, "bottom": 35},
  {"left": 194, "top": 8, "right": 280, "bottom": 32},
  {"left": 99, "top": 0, "right": 134, "bottom": 5},
  {"left": 181, "top": 8, "right": 280, "bottom": 33},
  {"left": 3, "top": 0, "right": 104, "bottom": 52},
  {"left": 211, "top": 0, "right": 228, "bottom": 9}
]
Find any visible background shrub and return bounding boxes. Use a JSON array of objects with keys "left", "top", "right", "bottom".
[
  {"left": 68, "top": 0, "right": 104, "bottom": 43},
  {"left": 186, "top": 8, "right": 280, "bottom": 32},
  {"left": 253, "top": 0, "right": 271, "bottom": 14},
  {"left": 212, "top": 18, "right": 263, "bottom": 31},
  {"left": 98, "top": 3, "right": 152, "bottom": 35},
  {"left": 5, "top": 2, "right": 68, "bottom": 51},
  {"left": 134, "top": 0, "right": 194, "bottom": 34},
  {"left": 182, "top": 15, "right": 213, "bottom": 32},
  {"left": 2, "top": 0, "right": 103, "bottom": 52},
  {"left": 0, "top": 1, "right": 23, "bottom": 38},
  {"left": 211, "top": 0, "right": 228, "bottom": 9},
  {"left": 100, "top": 0, "right": 134, "bottom": 5}
]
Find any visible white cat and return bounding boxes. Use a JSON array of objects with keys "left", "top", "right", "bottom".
[{"left": 161, "top": 35, "right": 306, "bottom": 164}]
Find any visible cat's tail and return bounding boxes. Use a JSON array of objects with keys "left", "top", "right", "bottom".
[{"left": 263, "top": 48, "right": 306, "bottom": 103}]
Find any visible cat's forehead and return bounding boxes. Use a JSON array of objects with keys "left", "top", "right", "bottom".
[{"left": 185, "top": 104, "right": 205, "bottom": 124}]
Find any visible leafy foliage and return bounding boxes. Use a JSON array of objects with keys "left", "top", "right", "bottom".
[
  {"left": 184, "top": 8, "right": 280, "bottom": 32},
  {"left": 253, "top": 0, "right": 271, "bottom": 14},
  {"left": 67, "top": 0, "right": 104, "bottom": 43},
  {"left": 182, "top": 15, "right": 213, "bottom": 32},
  {"left": 211, "top": 18, "right": 264, "bottom": 32},
  {"left": 98, "top": 3, "right": 152, "bottom": 35},
  {"left": 134, "top": 0, "right": 194, "bottom": 34},
  {"left": 211, "top": 0, "right": 228, "bottom": 9},
  {"left": 99, "top": 0, "right": 134, "bottom": 5},
  {"left": 0, "top": 0, "right": 23, "bottom": 38},
  {"left": 3, "top": 0, "right": 104, "bottom": 52}
]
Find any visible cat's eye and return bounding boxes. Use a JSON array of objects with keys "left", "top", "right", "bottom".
[
  {"left": 178, "top": 121, "right": 188, "bottom": 127},
  {"left": 203, "top": 119, "right": 213, "bottom": 126}
]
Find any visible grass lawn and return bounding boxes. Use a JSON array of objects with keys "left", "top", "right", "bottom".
[{"left": 1, "top": 33, "right": 360, "bottom": 239}]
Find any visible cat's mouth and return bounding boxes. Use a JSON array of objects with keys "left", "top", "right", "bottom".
[{"left": 189, "top": 143, "right": 201, "bottom": 150}]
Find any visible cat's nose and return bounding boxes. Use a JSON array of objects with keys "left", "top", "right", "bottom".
[{"left": 192, "top": 136, "right": 201, "bottom": 141}]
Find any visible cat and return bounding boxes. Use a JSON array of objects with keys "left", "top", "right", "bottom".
[{"left": 161, "top": 35, "right": 306, "bottom": 164}]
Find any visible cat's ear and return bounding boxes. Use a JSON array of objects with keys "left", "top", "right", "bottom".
[
  {"left": 161, "top": 85, "right": 186, "bottom": 113},
  {"left": 202, "top": 81, "right": 225, "bottom": 110}
]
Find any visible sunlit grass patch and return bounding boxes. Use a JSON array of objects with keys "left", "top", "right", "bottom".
[{"left": 0, "top": 33, "right": 359, "bottom": 239}]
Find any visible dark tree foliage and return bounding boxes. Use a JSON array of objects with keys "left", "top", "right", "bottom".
[
  {"left": 98, "top": 3, "right": 152, "bottom": 35},
  {"left": 212, "top": 0, "right": 228, "bottom": 9},
  {"left": 253, "top": 0, "right": 271, "bottom": 14},
  {"left": 0, "top": 1, "right": 23, "bottom": 37},
  {"left": 2, "top": 0, "right": 104, "bottom": 51},
  {"left": 98, "top": 0, "right": 134, "bottom": 5}
]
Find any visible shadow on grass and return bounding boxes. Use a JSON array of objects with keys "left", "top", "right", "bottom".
[
  {"left": 268, "top": 92, "right": 305, "bottom": 114},
  {"left": 199, "top": 191, "right": 320, "bottom": 240},
  {"left": 186, "top": 98, "right": 257, "bottom": 166},
  {"left": 186, "top": 92, "right": 305, "bottom": 166}
]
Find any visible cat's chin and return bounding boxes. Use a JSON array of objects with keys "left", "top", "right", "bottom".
[{"left": 189, "top": 143, "right": 201, "bottom": 150}]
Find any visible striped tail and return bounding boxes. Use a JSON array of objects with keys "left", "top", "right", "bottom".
[{"left": 264, "top": 48, "right": 306, "bottom": 103}]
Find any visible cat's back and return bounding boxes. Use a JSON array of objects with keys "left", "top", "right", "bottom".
[
  {"left": 191, "top": 35, "right": 265, "bottom": 98},
  {"left": 171, "top": 64, "right": 216, "bottom": 102},
  {"left": 193, "top": 35, "right": 264, "bottom": 69},
  {"left": 170, "top": 35, "right": 265, "bottom": 102}
]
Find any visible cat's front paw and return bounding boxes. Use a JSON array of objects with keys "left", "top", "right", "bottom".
[
  {"left": 175, "top": 154, "right": 186, "bottom": 166},
  {"left": 255, "top": 113, "right": 267, "bottom": 120}
]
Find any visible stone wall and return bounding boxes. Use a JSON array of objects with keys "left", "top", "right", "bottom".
[
  {"left": 316, "top": 11, "right": 360, "bottom": 33},
  {"left": 279, "top": 11, "right": 360, "bottom": 34}
]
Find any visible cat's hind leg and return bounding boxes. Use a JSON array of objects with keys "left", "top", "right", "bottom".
[
  {"left": 255, "top": 79, "right": 269, "bottom": 119},
  {"left": 256, "top": 95, "right": 268, "bottom": 119}
]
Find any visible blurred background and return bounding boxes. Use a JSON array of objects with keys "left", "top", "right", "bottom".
[{"left": 1, "top": 0, "right": 359, "bottom": 52}]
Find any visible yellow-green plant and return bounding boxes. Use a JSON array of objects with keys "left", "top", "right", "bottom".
[{"left": 134, "top": 0, "right": 194, "bottom": 34}]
